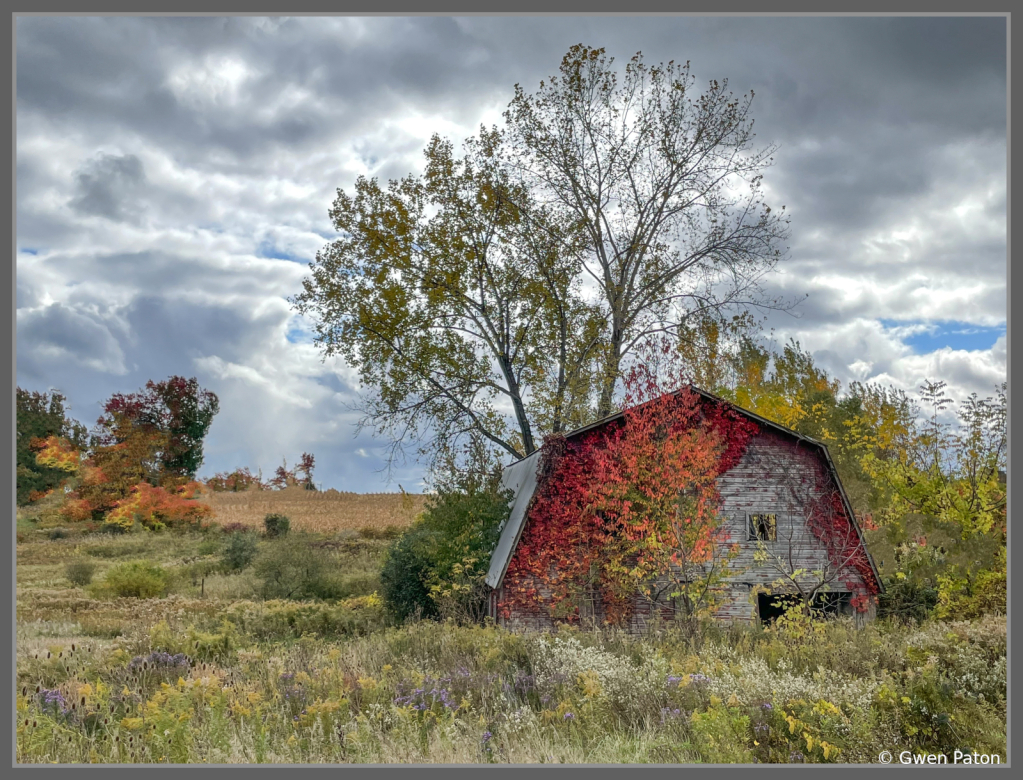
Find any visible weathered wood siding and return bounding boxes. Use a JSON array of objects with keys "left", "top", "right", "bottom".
[
  {"left": 494, "top": 427, "right": 876, "bottom": 632},
  {"left": 713, "top": 429, "right": 873, "bottom": 624}
]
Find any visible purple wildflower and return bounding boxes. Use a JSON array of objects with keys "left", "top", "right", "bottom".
[
  {"left": 563, "top": 712, "right": 575, "bottom": 721},
  {"left": 481, "top": 731, "right": 493, "bottom": 743},
  {"left": 38, "top": 689, "right": 68, "bottom": 715},
  {"left": 128, "top": 651, "right": 189, "bottom": 674}
]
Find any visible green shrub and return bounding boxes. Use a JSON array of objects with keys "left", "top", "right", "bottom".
[
  {"left": 263, "top": 513, "right": 291, "bottom": 538},
  {"left": 221, "top": 531, "right": 259, "bottom": 572},
  {"left": 99, "top": 560, "right": 171, "bottom": 598},
  {"left": 253, "top": 534, "right": 342, "bottom": 600},
  {"left": 878, "top": 577, "right": 939, "bottom": 622},
  {"left": 196, "top": 537, "right": 221, "bottom": 556},
  {"left": 222, "top": 596, "right": 386, "bottom": 641},
  {"left": 64, "top": 558, "right": 97, "bottom": 587},
  {"left": 380, "top": 477, "right": 510, "bottom": 624},
  {"left": 48, "top": 527, "right": 69, "bottom": 540},
  {"left": 380, "top": 528, "right": 440, "bottom": 622}
]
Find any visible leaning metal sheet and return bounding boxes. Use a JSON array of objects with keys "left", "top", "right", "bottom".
[{"left": 485, "top": 450, "right": 542, "bottom": 588}]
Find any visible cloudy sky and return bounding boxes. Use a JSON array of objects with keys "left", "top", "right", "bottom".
[{"left": 16, "top": 16, "right": 1007, "bottom": 491}]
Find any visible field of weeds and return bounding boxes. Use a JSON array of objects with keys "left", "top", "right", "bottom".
[
  {"left": 196, "top": 486, "right": 427, "bottom": 534},
  {"left": 15, "top": 521, "right": 1007, "bottom": 765}
]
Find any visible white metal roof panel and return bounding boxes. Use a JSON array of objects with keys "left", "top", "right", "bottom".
[{"left": 485, "top": 450, "right": 543, "bottom": 588}]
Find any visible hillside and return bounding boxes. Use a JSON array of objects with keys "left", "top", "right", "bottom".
[{"left": 196, "top": 485, "right": 427, "bottom": 533}]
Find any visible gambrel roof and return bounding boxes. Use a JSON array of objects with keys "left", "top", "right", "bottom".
[{"left": 485, "top": 385, "right": 884, "bottom": 593}]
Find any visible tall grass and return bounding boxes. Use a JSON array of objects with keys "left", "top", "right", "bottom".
[{"left": 16, "top": 521, "right": 1006, "bottom": 765}]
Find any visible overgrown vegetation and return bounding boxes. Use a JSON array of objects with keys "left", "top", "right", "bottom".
[{"left": 15, "top": 535, "right": 1007, "bottom": 765}]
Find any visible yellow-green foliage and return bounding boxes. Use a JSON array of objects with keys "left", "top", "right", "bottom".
[{"left": 93, "top": 561, "right": 172, "bottom": 599}]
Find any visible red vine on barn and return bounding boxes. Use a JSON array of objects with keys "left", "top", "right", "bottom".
[
  {"left": 803, "top": 473, "right": 880, "bottom": 611},
  {"left": 500, "top": 386, "right": 760, "bottom": 626}
]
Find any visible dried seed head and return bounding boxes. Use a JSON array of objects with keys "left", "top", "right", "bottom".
[
  {"left": 24, "top": 719, "right": 28, "bottom": 727},
  {"left": 47, "top": 652, "right": 51, "bottom": 659},
  {"left": 104, "top": 718, "right": 109, "bottom": 725},
  {"left": 22, "top": 686, "right": 26, "bottom": 696},
  {"left": 115, "top": 736, "right": 119, "bottom": 743},
  {"left": 71, "top": 644, "right": 76, "bottom": 651},
  {"left": 81, "top": 696, "right": 86, "bottom": 706},
  {"left": 32, "top": 721, "right": 37, "bottom": 728},
  {"left": 58, "top": 652, "right": 62, "bottom": 658},
  {"left": 36, "top": 685, "right": 41, "bottom": 693}
]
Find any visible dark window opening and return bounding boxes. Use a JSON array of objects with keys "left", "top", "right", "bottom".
[
  {"left": 748, "top": 513, "right": 777, "bottom": 541},
  {"left": 757, "top": 592, "right": 852, "bottom": 624}
]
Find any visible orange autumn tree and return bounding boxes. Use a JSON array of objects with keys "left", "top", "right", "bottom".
[
  {"left": 33, "top": 435, "right": 83, "bottom": 475},
  {"left": 104, "top": 480, "right": 210, "bottom": 532},
  {"left": 55, "top": 377, "right": 218, "bottom": 530},
  {"left": 61, "top": 416, "right": 211, "bottom": 530},
  {"left": 501, "top": 340, "right": 758, "bottom": 627}
]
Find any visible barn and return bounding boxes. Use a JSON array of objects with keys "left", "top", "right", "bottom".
[{"left": 484, "top": 386, "right": 883, "bottom": 633}]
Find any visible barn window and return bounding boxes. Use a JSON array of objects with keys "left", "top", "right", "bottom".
[{"left": 748, "top": 513, "right": 777, "bottom": 542}]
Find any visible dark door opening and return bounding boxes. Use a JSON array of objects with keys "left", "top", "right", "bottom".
[{"left": 757, "top": 592, "right": 853, "bottom": 624}]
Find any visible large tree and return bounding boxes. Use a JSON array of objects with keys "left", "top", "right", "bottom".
[
  {"left": 295, "top": 45, "right": 789, "bottom": 475},
  {"left": 504, "top": 45, "right": 790, "bottom": 417},
  {"left": 295, "top": 128, "right": 603, "bottom": 470}
]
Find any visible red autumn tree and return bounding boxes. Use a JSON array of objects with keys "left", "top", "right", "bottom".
[
  {"left": 97, "top": 376, "right": 219, "bottom": 485},
  {"left": 268, "top": 452, "right": 316, "bottom": 490},
  {"left": 104, "top": 481, "right": 211, "bottom": 532},
  {"left": 501, "top": 338, "right": 758, "bottom": 627},
  {"left": 62, "top": 416, "right": 170, "bottom": 523}
]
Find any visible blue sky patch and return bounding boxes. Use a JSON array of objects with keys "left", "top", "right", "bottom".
[
  {"left": 881, "top": 319, "right": 1005, "bottom": 354},
  {"left": 20, "top": 247, "right": 38, "bottom": 255},
  {"left": 285, "top": 326, "right": 313, "bottom": 345},
  {"left": 257, "top": 240, "right": 306, "bottom": 263}
]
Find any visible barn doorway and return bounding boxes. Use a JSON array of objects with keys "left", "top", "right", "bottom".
[{"left": 757, "top": 592, "right": 853, "bottom": 624}]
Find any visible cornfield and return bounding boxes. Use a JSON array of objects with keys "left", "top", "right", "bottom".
[{"left": 196, "top": 485, "right": 427, "bottom": 533}]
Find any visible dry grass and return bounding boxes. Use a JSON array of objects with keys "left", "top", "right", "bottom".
[{"left": 196, "top": 486, "right": 427, "bottom": 534}]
